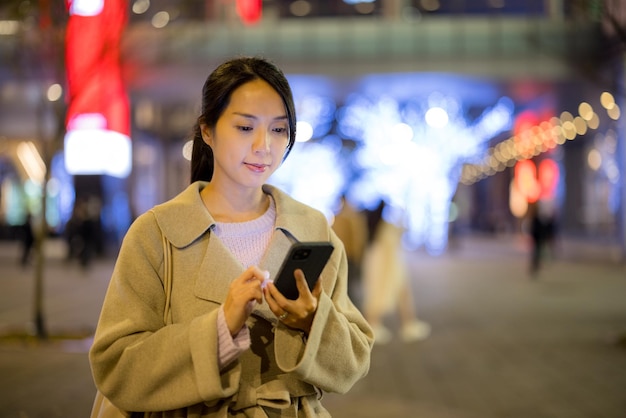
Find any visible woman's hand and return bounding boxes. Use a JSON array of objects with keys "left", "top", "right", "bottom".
[
  {"left": 223, "top": 266, "right": 269, "bottom": 335},
  {"left": 265, "top": 269, "right": 322, "bottom": 334}
]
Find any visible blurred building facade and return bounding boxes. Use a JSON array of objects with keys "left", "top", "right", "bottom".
[{"left": 0, "top": 0, "right": 624, "bottom": 258}]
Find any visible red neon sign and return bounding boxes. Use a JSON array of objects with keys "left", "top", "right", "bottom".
[
  {"left": 64, "top": 0, "right": 131, "bottom": 177},
  {"left": 65, "top": 0, "right": 129, "bottom": 136}
]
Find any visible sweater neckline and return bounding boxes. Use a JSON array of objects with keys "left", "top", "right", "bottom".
[{"left": 213, "top": 196, "right": 276, "bottom": 238}]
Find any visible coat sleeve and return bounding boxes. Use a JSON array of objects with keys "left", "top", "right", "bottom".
[
  {"left": 89, "top": 213, "right": 240, "bottom": 412},
  {"left": 274, "top": 230, "right": 374, "bottom": 394}
]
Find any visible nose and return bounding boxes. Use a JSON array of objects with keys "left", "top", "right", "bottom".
[{"left": 252, "top": 129, "right": 271, "bottom": 153}]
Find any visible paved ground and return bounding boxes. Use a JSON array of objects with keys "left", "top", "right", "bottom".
[{"left": 0, "top": 234, "right": 625, "bottom": 418}]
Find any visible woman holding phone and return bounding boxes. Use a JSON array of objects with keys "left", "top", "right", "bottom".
[{"left": 89, "top": 56, "right": 373, "bottom": 417}]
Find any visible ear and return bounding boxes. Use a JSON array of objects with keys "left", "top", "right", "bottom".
[{"left": 200, "top": 124, "right": 213, "bottom": 147}]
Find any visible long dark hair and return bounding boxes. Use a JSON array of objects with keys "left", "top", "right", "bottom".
[{"left": 190, "top": 56, "right": 297, "bottom": 183}]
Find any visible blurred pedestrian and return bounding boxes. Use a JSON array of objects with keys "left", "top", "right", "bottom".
[
  {"left": 89, "top": 56, "right": 373, "bottom": 417},
  {"left": 528, "top": 197, "right": 557, "bottom": 276},
  {"left": 78, "top": 199, "right": 99, "bottom": 268},
  {"left": 18, "top": 213, "right": 34, "bottom": 267},
  {"left": 65, "top": 198, "right": 100, "bottom": 268},
  {"left": 332, "top": 194, "right": 368, "bottom": 308},
  {"left": 65, "top": 199, "right": 84, "bottom": 262},
  {"left": 362, "top": 200, "right": 431, "bottom": 344}
]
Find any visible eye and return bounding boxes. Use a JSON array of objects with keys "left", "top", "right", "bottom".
[
  {"left": 237, "top": 125, "right": 253, "bottom": 132},
  {"left": 273, "top": 126, "right": 288, "bottom": 135}
]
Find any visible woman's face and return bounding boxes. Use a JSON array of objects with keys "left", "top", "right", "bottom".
[{"left": 201, "top": 79, "right": 290, "bottom": 192}]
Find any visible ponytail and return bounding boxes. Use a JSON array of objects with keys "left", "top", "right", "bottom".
[{"left": 190, "top": 123, "right": 213, "bottom": 183}]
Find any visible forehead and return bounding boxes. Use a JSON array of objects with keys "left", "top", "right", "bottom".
[{"left": 227, "top": 79, "right": 286, "bottom": 114}]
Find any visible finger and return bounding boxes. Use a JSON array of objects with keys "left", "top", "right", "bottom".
[
  {"left": 227, "top": 268, "right": 268, "bottom": 311},
  {"left": 311, "top": 275, "right": 323, "bottom": 299},
  {"left": 294, "top": 269, "right": 314, "bottom": 299},
  {"left": 249, "top": 266, "right": 270, "bottom": 282},
  {"left": 224, "top": 282, "right": 265, "bottom": 332},
  {"left": 245, "top": 273, "right": 266, "bottom": 304},
  {"left": 233, "top": 266, "right": 269, "bottom": 287},
  {"left": 225, "top": 282, "right": 262, "bottom": 311},
  {"left": 249, "top": 286, "right": 264, "bottom": 305},
  {"left": 265, "top": 281, "right": 284, "bottom": 306},
  {"left": 265, "top": 281, "right": 291, "bottom": 317},
  {"left": 263, "top": 285, "right": 281, "bottom": 318}
]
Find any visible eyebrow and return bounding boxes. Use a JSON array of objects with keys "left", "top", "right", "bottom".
[{"left": 232, "top": 112, "right": 288, "bottom": 121}]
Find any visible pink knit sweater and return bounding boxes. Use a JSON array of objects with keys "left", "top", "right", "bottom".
[{"left": 213, "top": 197, "right": 276, "bottom": 369}]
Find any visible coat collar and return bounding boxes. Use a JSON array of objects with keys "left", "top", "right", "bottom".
[{"left": 151, "top": 181, "right": 328, "bottom": 249}]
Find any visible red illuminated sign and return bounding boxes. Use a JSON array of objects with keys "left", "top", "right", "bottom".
[
  {"left": 65, "top": 0, "right": 129, "bottom": 136},
  {"left": 64, "top": 0, "right": 132, "bottom": 177},
  {"left": 236, "top": 0, "right": 262, "bottom": 25}
]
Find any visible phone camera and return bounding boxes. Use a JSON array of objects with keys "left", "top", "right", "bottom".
[{"left": 293, "top": 249, "right": 311, "bottom": 260}]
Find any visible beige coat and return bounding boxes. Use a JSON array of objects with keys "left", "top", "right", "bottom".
[{"left": 89, "top": 182, "right": 373, "bottom": 417}]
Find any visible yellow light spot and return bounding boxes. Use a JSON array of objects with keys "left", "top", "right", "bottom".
[
  {"left": 560, "top": 111, "right": 573, "bottom": 122},
  {"left": 601, "top": 91, "right": 615, "bottom": 109},
  {"left": 607, "top": 104, "right": 621, "bottom": 120},
  {"left": 578, "top": 102, "right": 593, "bottom": 120},
  {"left": 587, "top": 112, "right": 600, "bottom": 129},
  {"left": 573, "top": 116, "right": 587, "bottom": 135},
  {"left": 587, "top": 149, "right": 601, "bottom": 171}
]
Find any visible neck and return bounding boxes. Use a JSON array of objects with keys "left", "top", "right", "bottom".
[{"left": 201, "top": 183, "right": 268, "bottom": 223}]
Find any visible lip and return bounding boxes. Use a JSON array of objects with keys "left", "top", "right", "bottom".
[{"left": 244, "top": 162, "right": 269, "bottom": 173}]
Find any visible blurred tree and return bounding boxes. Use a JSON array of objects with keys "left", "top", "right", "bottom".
[{"left": 1, "top": 0, "right": 68, "bottom": 339}]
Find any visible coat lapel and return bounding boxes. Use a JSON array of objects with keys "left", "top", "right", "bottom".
[
  {"left": 253, "top": 231, "right": 296, "bottom": 321},
  {"left": 261, "top": 231, "right": 296, "bottom": 284},
  {"left": 194, "top": 232, "right": 243, "bottom": 304}
]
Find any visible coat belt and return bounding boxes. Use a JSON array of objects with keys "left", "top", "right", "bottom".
[{"left": 231, "top": 379, "right": 318, "bottom": 414}]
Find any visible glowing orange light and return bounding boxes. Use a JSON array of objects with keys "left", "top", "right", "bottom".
[
  {"left": 514, "top": 160, "right": 541, "bottom": 203},
  {"left": 538, "top": 159, "right": 559, "bottom": 199},
  {"left": 513, "top": 110, "right": 538, "bottom": 157},
  {"left": 513, "top": 158, "right": 559, "bottom": 204}
]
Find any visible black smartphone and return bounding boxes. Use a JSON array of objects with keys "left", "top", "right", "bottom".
[{"left": 273, "top": 241, "right": 334, "bottom": 300}]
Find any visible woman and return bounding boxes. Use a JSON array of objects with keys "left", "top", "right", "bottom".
[{"left": 89, "top": 56, "right": 373, "bottom": 417}]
